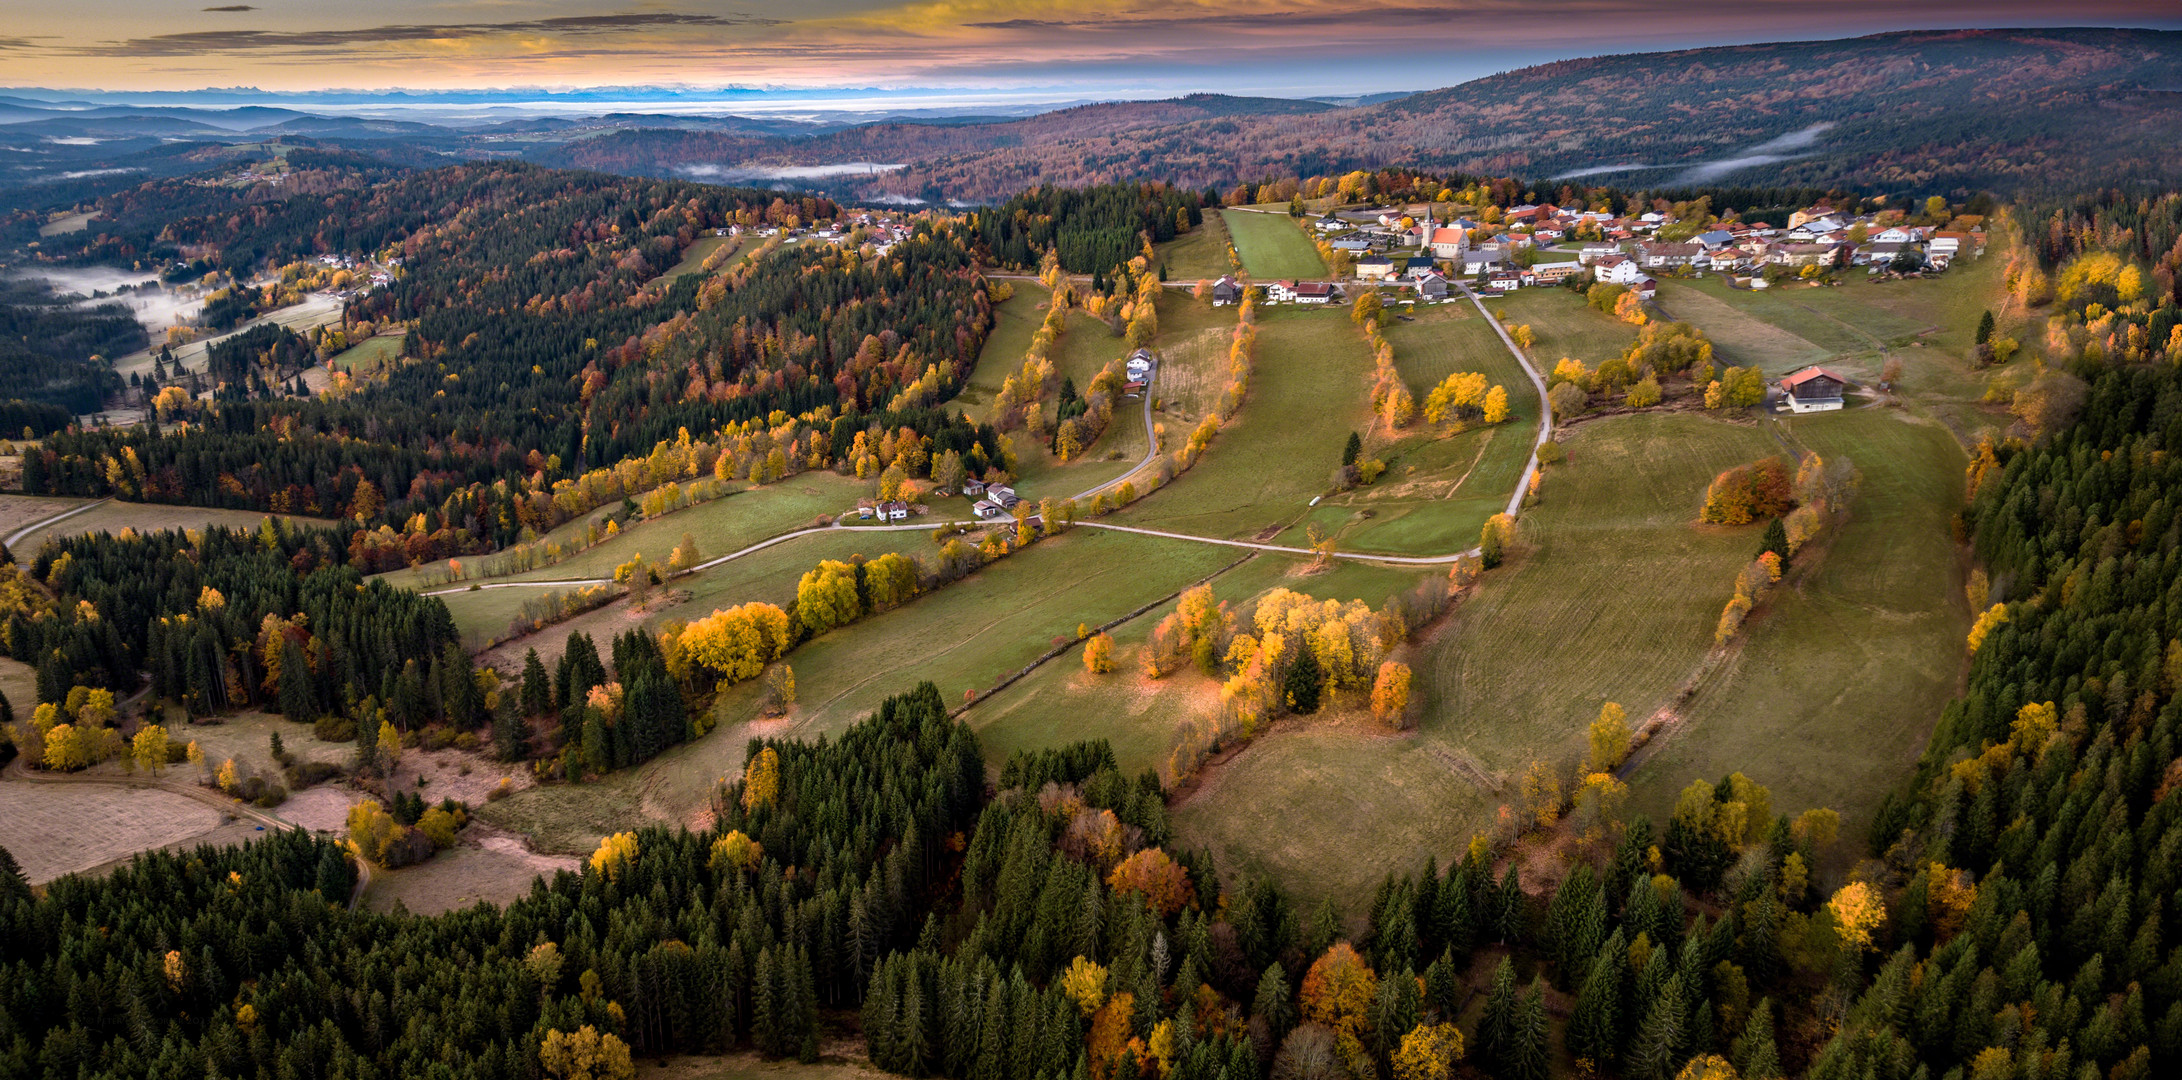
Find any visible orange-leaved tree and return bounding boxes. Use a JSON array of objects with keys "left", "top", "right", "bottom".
[
  {"left": 1300, "top": 943, "right": 1379, "bottom": 1041},
  {"left": 1108, "top": 848, "right": 1194, "bottom": 916}
]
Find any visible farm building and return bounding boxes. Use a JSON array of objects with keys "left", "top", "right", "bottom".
[
  {"left": 1779, "top": 366, "right": 1850, "bottom": 413},
  {"left": 1211, "top": 276, "right": 1242, "bottom": 305}
]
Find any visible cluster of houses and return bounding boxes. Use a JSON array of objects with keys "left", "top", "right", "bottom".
[
  {"left": 1271, "top": 198, "right": 1987, "bottom": 303},
  {"left": 714, "top": 213, "right": 910, "bottom": 256},
  {"left": 966, "top": 479, "right": 1022, "bottom": 521},
  {"left": 857, "top": 500, "right": 914, "bottom": 521}
]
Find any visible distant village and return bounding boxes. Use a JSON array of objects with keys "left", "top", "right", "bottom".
[{"left": 1222, "top": 199, "right": 1986, "bottom": 307}]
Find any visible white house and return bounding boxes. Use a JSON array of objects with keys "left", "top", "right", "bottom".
[{"left": 1593, "top": 256, "right": 1646, "bottom": 285}]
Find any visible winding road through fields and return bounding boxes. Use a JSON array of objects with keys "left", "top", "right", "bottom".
[{"left": 424, "top": 281, "right": 1549, "bottom": 597}]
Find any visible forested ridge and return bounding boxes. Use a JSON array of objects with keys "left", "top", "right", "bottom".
[
  {"left": 0, "top": 279, "right": 141, "bottom": 428},
  {"left": 20, "top": 162, "right": 995, "bottom": 559}
]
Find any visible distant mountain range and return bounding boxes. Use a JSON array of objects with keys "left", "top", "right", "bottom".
[{"left": 5, "top": 27, "right": 2180, "bottom": 212}]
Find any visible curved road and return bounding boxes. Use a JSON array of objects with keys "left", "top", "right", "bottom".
[
  {"left": 426, "top": 283, "right": 1550, "bottom": 596},
  {"left": 5, "top": 497, "right": 110, "bottom": 550}
]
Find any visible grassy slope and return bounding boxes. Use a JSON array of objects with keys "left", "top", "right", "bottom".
[
  {"left": 1625, "top": 407, "right": 1970, "bottom": 851},
  {"left": 969, "top": 552, "right": 1437, "bottom": 777},
  {"left": 1158, "top": 213, "right": 1236, "bottom": 282},
  {"left": 480, "top": 527, "right": 1236, "bottom": 854},
  {"left": 1492, "top": 286, "right": 1641, "bottom": 368},
  {"left": 1221, "top": 210, "right": 1327, "bottom": 279},
  {"left": 377, "top": 473, "right": 867, "bottom": 594},
  {"left": 651, "top": 235, "right": 737, "bottom": 284},
  {"left": 1288, "top": 305, "right": 1537, "bottom": 556},
  {"left": 1117, "top": 307, "right": 1374, "bottom": 539},
  {"left": 1173, "top": 411, "right": 1778, "bottom": 908},
  {"left": 12, "top": 502, "right": 336, "bottom": 556}
]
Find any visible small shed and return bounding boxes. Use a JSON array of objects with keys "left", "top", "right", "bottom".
[
  {"left": 1211, "top": 276, "right": 1241, "bottom": 306},
  {"left": 963, "top": 479, "right": 986, "bottom": 497}
]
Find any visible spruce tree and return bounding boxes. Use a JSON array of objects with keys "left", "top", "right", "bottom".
[
  {"left": 0, "top": 844, "right": 28, "bottom": 902},
  {"left": 278, "top": 638, "right": 315, "bottom": 720},
  {"left": 1569, "top": 930, "right": 1626, "bottom": 1067},
  {"left": 1976, "top": 309, "right": 1995, "bottom": 345},
  {"left": 1628, "top": 974, "right": 1687, "bottom": 1080},
  {"left": 1342, "top": 430, "right": 1362, "bottom": 467},
  {"left": 1283, "top": 647, "right": 1323, "bottom": 714},
  {"left": 1759, "top": 517, "right": 1788, "bottom": 563},
  {"left": 1476, "top": 955, "right": 1519, "bottom": 1071},
  {"left": 520, "top": 648, "right": 550, "bottom": 716},
  {"left": 1734, "top": 998, "right": 1780, "bottom": 1079},
  {"left": 1253, "top": 962, "right": 1295, "bottom": 1046},
  {"left": 1507, "top": 977, "right": 1551, "bottom": 1080}
]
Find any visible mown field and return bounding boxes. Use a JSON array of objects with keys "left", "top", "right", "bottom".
[
  {"left": 1625, "top": 407, "right": 1969, "bottom": 854},
  {"left": 328, "top": 333, "right": 403, "bottom": 374},
  {"left": 1174, "top": 410, "right": 1783, "bottom": 908},
  {"left": 1119, "top": 307, "right": 1374, "bottom": 539},
  {"left": 1157, "top": 213, "right": 1236, "bottom": 282},
  {"left": 958, "top": 288, "right": 1150, "bottom": 500},
  {"left": 1284, "top": 303, "right": 1537, "bottom": 556},
  {"left": 467, "top": 526, "right": 933, "bottom": 667},
  {"left": 652, "top": 235, "right": 738, "bottom": 284},
  {"left": 1490, "top": 285, "right": 1641, "bottom": 367},
  {"left": 1221, "top": 210, "right": 1326, "bottom": 279}
]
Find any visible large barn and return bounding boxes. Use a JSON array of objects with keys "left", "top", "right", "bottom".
[{"left": 1779, "top": 366, "right": 1850, "bottom": 413}]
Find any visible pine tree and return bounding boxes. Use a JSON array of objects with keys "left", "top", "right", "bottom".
[
  {"left": 1424, "top": 948, "right": 1461, "bottom": 1021},
  {"left": 1976, "top": 309, "right": 1995, "bottom": 345},
  {"left": 752, "top": 947, "right": 779, "bottom": 1056},
  {"left": 1342, "top": 430, "right": 1362, "bottom": 467}
]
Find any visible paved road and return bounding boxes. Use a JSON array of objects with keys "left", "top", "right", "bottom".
[{"left": 1459, "top": 282, "right": 1555, "bottom": 519}]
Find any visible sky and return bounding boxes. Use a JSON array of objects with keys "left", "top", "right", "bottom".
[{"left": 2, "top": 1, "right": 2179, "bottom": 101}]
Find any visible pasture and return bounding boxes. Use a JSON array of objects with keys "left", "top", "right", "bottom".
[
  {"left": 1174, "top": 411, "right": 1783, "bottom": 907},
  {"left": 1220, "top": 211, "right": 1326, "bottom": 279},
  {"left": 1119, "top": 307, "right": 1375, "bottom": 539},
  {"left": 968, "top": 550, "right": 1440, "bottom": 777},
  {"left": 378, "top": 472, "right": 868, "bottom": 596},
  {"left": 361, "top": 831, "right": 579, "bottom": 915},
  {"left": 1157, "top": 213, "right": 1236, "bottom": 282},
  {"left": 652, "top": 235, "right": 739, "bottom": 284},
  {"left": 1288, "top": 304, "right": 1537, "bottom": 556},
  {"left": 1489, "top": 286, "right": 1640, "bottom": 368},
  {"left": 1624, "top": 407, "right": 1969, "bottom": 854}
]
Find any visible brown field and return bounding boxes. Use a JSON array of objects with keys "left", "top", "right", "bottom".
[
  {"left": 0, "top": 779, "right": 231, "bottom": 884},
  {"left": 362, "top": 826, "right": 579, "bottom": 915},
  {"left": 7, "top": 500, "right": 336, "bottom": 557},
  {"left": 0, "top": 494, "right": 92, "bottom": 547},
  {"left": 643, "top": 1051, "right": 890, "bottom": 1080}
]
